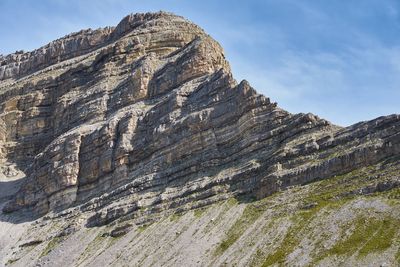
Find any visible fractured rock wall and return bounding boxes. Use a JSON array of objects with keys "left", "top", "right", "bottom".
[{"left": 0, "top": 12, "right": 399, "bottom": 227}]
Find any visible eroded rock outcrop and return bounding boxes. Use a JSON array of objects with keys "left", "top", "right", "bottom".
[{"left": 0, "top": 12, "right": 399, "bottom": 230}]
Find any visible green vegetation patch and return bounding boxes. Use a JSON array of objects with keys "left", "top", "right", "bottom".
[
  {"left": 137, "top": 224, "right": 150, "bottom": 233},
  {"left": 39, "top": 237, "right": 63, "bottom": 258},
  {"left": 385, "top": 187, "right": 400, "bottom": 200},
  {"left": 215, "top": 159, "right": 400, "bottom": 264},
  {"left": 227, "top": 197, "right": 239, "bottom": 206},
  {"left": 259, "top": 169, "right": 365, "bottom": 265},
  {"left": 261, "top": 208, "right": 319, "bottom": 266},
  {"left": 77, "top": 232, "right": 107, "bottom": 264},
  {"left": 301, "top": 162, "right": 400, "bottom": 211},
  {"left": 396, "top": 248, "right": 400, "bottom": 264},
  {"left": 170, "top": 212, "right": 184, "bottom": 222},
  {"left": 261, "top": 162, "right": 400, "bottom": 266},
  {"left": 203, "top": 198, "right": 240, "bottom": 234},
  {"left": 5, "top": 258, "right": 19, "bottom": 266},
  {"left": 326, "top": 216, "right": 398, "bottom": 258},
  {"left": 193, "top": 207, "right": 208, "bottom": 218},
  {"left": 215, "top": 203, "right": 264, "bottom": 255}
]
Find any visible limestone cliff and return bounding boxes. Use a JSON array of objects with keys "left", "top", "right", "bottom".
[{"left": 0, "top": 12, "right": 399, "bottom": 267}]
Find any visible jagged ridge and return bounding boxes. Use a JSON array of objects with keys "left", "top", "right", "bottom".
[
  {"left": 0, "top": 12, "right": 400, "bottom": 267},
  {"left": 0, "top": 11, "right": 399, "bottom": 229}
]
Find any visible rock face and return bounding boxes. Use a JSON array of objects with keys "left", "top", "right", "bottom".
[
  {"left": 0, "top": 12, "right": 399, "bottom": 266},
  {"left": 0, "top": 11, "right": 399, "bottom": 221}
]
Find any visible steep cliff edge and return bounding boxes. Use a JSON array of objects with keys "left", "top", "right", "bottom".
[{"left": 0, "top": 12, "right": 399, "bottom": 267}]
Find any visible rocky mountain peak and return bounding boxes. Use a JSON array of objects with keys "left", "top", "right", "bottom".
[
  {"left": 0, "top": 12, "right": 399, "bottom": 267},
  {"left": 112, "top": 11, "right": 184, "bottom": 36},
  {"left": 0, "top": 11, "right": 222, "bottom": 82}
]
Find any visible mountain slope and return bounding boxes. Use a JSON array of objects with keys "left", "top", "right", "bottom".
[{"left": 0, "top": 12, "right": 399, "bottom": 266}]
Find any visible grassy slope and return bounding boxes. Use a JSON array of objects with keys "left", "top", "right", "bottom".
[{"left": 214, "top": 157, "right": 400, "bottom": 266}]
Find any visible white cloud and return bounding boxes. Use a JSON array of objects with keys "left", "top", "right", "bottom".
[{"left": 227, "top": 36, "right": 400, "bottom": 126}]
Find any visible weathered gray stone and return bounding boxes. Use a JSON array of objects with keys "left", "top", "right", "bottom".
[{"left": 0, "top": 12, "right": 398, "bottom": 232}]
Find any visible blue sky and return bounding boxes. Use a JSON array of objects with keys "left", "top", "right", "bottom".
[{"left": 1, "top": 0, "right": 399, "bottom": 126}]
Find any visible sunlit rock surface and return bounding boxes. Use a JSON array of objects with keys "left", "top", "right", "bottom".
[{"left": 0, "top": 12, "right": 399, "bottom": 267}]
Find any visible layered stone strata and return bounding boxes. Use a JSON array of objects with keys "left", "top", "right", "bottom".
[{"left": 0, "top": 12, "right": 398, "bottom": 228}]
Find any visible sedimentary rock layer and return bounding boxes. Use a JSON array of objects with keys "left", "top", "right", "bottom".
[{"left": 0, "top": 12, "right": 399, "bottom": 229}]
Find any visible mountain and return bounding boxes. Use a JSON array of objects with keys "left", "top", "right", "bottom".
[{"left": 0, "top": 12, "right": 399, "bottom": 267}]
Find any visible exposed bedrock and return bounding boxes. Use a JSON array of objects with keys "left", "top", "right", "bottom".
[{"left": 0, "top": 12, "right": 399, "bottom": 227}]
